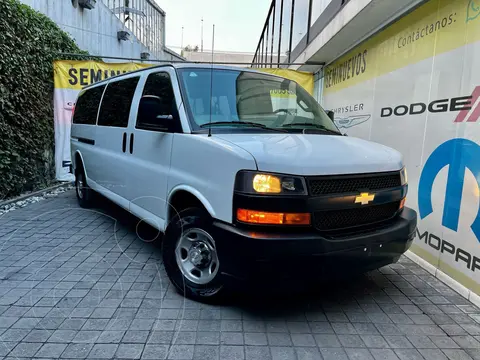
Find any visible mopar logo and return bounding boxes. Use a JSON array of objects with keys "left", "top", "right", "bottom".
[
  {"left": 334, "top": 115, "right": 371, "bottom": 128},
  {"left": 418, "top": 138, "right": 480, "bottom": 242}
]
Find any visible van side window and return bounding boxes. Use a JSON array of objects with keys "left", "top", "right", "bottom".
[
  {"left": 136, "top": 72, "right": 180, "bottom": 132},
  {"left": 98, "top": 77, "right": 140, "bottom": 127},
  {"left": 72, "top": 85, "right": 105, "bottom": 125}
]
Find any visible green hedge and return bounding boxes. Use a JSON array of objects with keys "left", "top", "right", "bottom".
[{"left": 0, "top": 0, "right": 91, "bottom": 200}]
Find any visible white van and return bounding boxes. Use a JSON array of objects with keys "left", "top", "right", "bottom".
[{"left": 70, "top": 64, "right": 417, "bottom": 301}]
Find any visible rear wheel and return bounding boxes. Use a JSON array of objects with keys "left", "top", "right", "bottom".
[
  {"left": 162, "top": 207, "right": 225, "bottom": 303},
  {"left": 75, "top": 166, "right": 94, "bottom": 208}
]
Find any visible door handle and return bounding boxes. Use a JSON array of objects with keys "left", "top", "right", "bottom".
[
  {"left": 129, "top": 133, "right": 134, "bottom": 154},
  {"left": 122, "top": 132, "right": 127, "bottom": 153}
]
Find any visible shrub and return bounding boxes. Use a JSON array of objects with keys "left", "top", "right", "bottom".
[{"left": 0, "top": 0, "right": 90, "bottom": 200}]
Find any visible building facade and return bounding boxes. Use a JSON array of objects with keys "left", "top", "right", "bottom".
[
  {"left": 255, "top": 0, "right": 480, "bottom": 305},
  {"left": 20, "top": 0, "right": 183, "bottom": 62}
]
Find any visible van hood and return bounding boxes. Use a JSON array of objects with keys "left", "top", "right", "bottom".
[{"left": 214, "top": 133, "right": 403, "bottom": 176}]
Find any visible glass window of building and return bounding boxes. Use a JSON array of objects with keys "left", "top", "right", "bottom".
[
  {"left": 291, "top": 0, "right": 309, "bottom": 51},
  {"left": 311, "top": 0, "right": 333, "bottom": 25}
]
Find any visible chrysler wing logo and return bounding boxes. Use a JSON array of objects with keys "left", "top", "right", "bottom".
[
  {"left": 355, "top": 192, "right": 375, "bottom": 205},
  {"left": 418, "top": 138, "right": 480, "bottom": 242},
  {"left": 466, "top": 0, "right": 480, "bottom": 23},
  {"left": 335, "top": 114, "right": 371, "bottom": 129}
]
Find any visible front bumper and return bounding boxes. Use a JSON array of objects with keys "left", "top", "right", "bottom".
[{"left": 211, "top": 207, "right": 417, "bottom": 283}]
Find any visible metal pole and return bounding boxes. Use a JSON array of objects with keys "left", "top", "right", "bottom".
[
  {"left": 56, "top": 52, "right": 325, "bottom": 66},
  {"left": 201, "top": 18, "right": 204, "bottom": 52},
  {"left": 277, "top": 0, "right": 284, "bottom": 66}
]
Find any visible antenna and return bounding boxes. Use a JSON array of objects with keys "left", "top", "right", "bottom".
[
  {"left": 201, "top": 18, "right": 204, "bottom": 52},
  {"left": 208, "top": 24, "right": 215, "bottom": 138}
]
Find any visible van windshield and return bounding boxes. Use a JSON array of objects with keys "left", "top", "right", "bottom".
[{"left": 177, "top": 68, "right": 341, "bottom": 134}]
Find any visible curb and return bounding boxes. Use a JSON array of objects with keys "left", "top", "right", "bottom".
[{"left": 0, "top": 181, "right": 74, "bottom": 208}]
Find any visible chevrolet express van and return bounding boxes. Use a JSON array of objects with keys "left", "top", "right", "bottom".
[{"left": 70, "top": 64, "right": 417, "bottom": 301}]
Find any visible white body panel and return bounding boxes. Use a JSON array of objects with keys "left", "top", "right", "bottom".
[
  {"left": 215, "top": 133, "right": 403, "bottom": 176},
  {"left": 70, "top": 64, "right": 404, "bottom": 235}
]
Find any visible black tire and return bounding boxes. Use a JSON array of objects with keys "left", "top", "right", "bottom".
[
  {"left": 75, "top": 165, "right": 94, "bottom": 208},
  {"left": 162, "top": 207, "right": 226, "bottom": 303}
]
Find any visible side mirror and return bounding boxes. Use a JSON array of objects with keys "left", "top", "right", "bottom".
[
  {"left": 326, "top": 110, "right": 335, "bottom": 121},
  {"left": 137, "top": 96, "right": 175, "bottom": 132}
]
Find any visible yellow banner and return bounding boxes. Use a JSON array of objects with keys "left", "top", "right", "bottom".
[
  {"left": 53, "top": 60, "right": 152, "bottom": 90},
  {"left": 324, "top": 0, "right": 480, "bottom": 94},
  {"left": 260, "top": 68, "right": 314, "bottom": 95},
  {"left": 54, "top": 60, "right": 315, "bottom": 95}
]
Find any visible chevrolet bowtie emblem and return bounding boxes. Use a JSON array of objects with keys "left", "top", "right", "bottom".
[{"left": 355, "top": 192, "right": 375, "bottom": 205}]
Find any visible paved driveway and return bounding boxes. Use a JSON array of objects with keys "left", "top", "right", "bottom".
[{"left": 0, "top": 190, "right": 479, "bottom": 360}]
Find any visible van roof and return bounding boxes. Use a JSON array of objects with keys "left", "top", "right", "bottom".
[{"left": 82, "top": 63, "right": 283, "bottom": 90}]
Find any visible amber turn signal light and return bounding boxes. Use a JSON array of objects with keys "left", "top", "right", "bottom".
[
  {"left": 399, "top": 198, "right": 406, "bottom": 210},
  {"left": 236, "top": 208, "right": 311, "bottom": 225}
]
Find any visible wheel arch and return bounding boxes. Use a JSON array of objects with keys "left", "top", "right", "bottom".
[
  {"left": 167, "top": 186, "right": 216, "bottom": 224},
  {"left": 73, "top": 151, "right": 88, "bottom": 180}
]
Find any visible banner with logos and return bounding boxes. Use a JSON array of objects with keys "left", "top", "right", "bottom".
[
  {"left": 323, "top": 0, "right": 480, "bottom": 296},
  {"left": 53, "top": 60, "right": 314, "bottom": 182}
]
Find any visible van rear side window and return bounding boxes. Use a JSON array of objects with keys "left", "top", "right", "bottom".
[
  {"left": 72, "top": 85, "right": 105, "bottom": 125},
  {"left": 98, "top": 77, "right": 140, "bottom": 128}
]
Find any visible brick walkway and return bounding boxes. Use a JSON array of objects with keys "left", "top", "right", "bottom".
[{"left": 0, "top": 190, "right": 479, "bottom": 360}]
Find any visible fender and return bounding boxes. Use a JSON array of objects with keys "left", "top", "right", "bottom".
[
  {"left": 73, "top": 150, "right": 89, "bottom": 180},
  {"left": 167, "top": 185, "right": 217, "bottom": 220}
]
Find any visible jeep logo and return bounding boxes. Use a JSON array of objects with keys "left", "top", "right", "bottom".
[{"left": 381, "top": 95, "right": 473, "bottom": 117}]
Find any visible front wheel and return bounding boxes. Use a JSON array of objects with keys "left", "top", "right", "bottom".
[
  {"left": 75, "top": 167, "right": 94, "bottom": 208},
  {"left": 162, "top": 208, "right": 225, "bottom": 303}
]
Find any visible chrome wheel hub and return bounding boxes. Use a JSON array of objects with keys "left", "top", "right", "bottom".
[
  {"left": 175, "top": 228, "right": 219, "bottom": 285},
  {"left": 76, "top": 175, "right": 84, "bottom": 199}
]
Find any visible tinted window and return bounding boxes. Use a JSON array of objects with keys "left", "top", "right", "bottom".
[
  {"left": 98, "top": 77, "right": 140, "bottom": 127},
  {"left": 136, "top": 72, "right": 178, "bottom": 130},
  {"left": 72, "top": 85, "right": 105, "bottom": 125}
]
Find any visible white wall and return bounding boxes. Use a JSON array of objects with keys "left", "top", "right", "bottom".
[{"left": 20, "top": 0, "right": 180, "bottom": 61}]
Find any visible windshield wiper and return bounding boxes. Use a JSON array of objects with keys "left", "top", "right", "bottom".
[
  {"left": 200, "top": 121, "right": 286, "bottom": 132},
  {"left": 280, "top": 123, "right": 341, "bottom": 134}
]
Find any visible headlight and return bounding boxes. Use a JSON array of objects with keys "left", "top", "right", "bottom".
[
  {"left": 400, "top": 167, "right": 408, "bottom": 185},
  {"left": 235, "top": 170, "right": 307, "bottom": 195}
]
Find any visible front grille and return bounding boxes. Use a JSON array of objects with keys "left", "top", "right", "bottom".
[
  {"left": 313, "top": 201, "right": 401, "bottom": 231},
  {"left": 308, "top": 172, "right": 401, "bottom": 196}
]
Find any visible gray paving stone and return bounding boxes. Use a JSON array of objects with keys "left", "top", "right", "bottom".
[
  {"left": 97, "top": 330, "right": 126, "bottom": 343},
  {"left": 87, "top": 344, "right": 118, "bottom": 358},
  {"left": 442, "top": 349, "right": 474, "bottom": 360},
  {"left": 295, "top": 347, "right": 322, "bottom": 360},
  {"left": 35, "top": 343, "right": 68, "bottom": 358},
  {"left": 60, "top": 343, "right": 94, "bottom": 358},
  {"left": 370, "top": 348, "right": 400, "bottom": 360},
  {"left": 168, "top": 345, "right": 194, "bottom": 359},
  {"left": 361, "top": 335, "right": 389, "bottom": 348},
  {"left": 9, "top": 342, "right": 42, "bottom": 357},
  {"left": 244, "top": 346, "right": 272, "bottom": 360},
  {"left": 271, "top": 346, "right": 296, "bottom": 360},
  {"left": 393, "top": 349, "right": 424, "bottom": 360},
  {"left": 196, "top": 331, "right": 220, "bottom": 345},
  {"left": 193, "top": 345, "right": 220, "bottom": 360},
  {"left": 222, "top": 332, "right": 244, "bottom": 345},
  {"left": 319, "top": 348, "right": 349, "bottom": 360},
  {"left": 418, "top": 348, "right": 448, "bottom": 360},
  {"left": 383, "top": 336, "right": 413, "bottom": 349},
  {"left": 220, "top": 345, "right": 245, "bottom": 360},
  {"left": 142, "top": 344, "right": 169, "bottom": 359},
  {"left": 122, "top": 330, "right": 149, "bottom": 343},
  {"left": 345, "top": 348, "right": 375, "bottom": 360},
  {"left": 48, "top": 329, "right": 78, "bottom": 342},
  {"left": 116, "top": 343, "right": 144, "bottom": 359}
]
